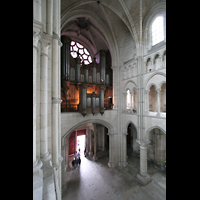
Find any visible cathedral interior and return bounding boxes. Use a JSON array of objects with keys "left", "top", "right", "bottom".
[{"left": 33, "top": 0, "right": 166, "bottom": 199}]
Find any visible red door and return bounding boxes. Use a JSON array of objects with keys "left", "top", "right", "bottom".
[{"left": 69, "top": 131, "right": 75, "bottom": 155}]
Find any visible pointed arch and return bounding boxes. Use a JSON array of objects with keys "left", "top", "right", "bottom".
[{"left": 145, "top": 125, "right": 166, "bottom": 140}]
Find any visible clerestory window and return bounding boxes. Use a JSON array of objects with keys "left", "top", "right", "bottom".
[
  {"left": 152, "top": 16, "right": 164, "bottom": 46},
  {"left": 70, "top": 41, "right": 92, "bottom": 65}
]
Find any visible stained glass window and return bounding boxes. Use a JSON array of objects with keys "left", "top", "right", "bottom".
[{"left": 70, "top": 41, "right": 92, "bottom": 65}]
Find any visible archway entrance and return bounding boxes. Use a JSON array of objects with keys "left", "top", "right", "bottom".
[
  {"left": 147, "top": 128, "right": 166, "bottom": 171},
  {"left": 127, "top": 123, "right": 139, "bottom": 157},
  {"left": 63, "top": 122, "right": 110, "bottom": 171}
]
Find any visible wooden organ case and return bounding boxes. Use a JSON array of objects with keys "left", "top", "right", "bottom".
[{"left": 61, "top": 36, "right": 113, "bottom": 116}]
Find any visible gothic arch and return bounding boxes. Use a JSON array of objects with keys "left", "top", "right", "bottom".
[
  {"left": 123, "top": 120, "right": 138, "bottom": 135},
  {"left": 153, "top": 53, "right": 162, "bottom": 63},
  {"left": 145, "top": 125, "right": 166, "bottom": 140},
  {"left": 145, "top": 72, "right": 166, "bottom": 89},
  {"left": 61, "top": 119, "right": 114, "bottom": 145},
  {"left": 144, "top": 56, "right": 153, "bottom": 63},
  {"left": 158, "top": 81, "right": 166, "bottom": 90},
  {"left": 147, "top": 83, "right": 158, "bottom": 91},
  {"left": 124, "top": 80, "right": 137, "bottom": 90}
]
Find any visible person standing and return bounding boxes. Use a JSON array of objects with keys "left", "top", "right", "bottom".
[{"left": 74, "top": 157, "right": 79, "bottom": 169}]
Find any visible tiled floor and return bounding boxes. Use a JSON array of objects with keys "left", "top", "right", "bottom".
[{"left": 62, "top": 151, "right": 166, "bottom": 200}]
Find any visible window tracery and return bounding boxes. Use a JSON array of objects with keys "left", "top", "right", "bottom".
[{"left": 70, "top": 41, "right": 92, "bottom": 65}]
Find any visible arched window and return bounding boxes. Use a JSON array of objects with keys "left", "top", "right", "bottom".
[
  {"left": 152, "top": 16, "right": 164, "bottom": 46},
  {"left": 70, "top": 41, "right": 92, "bottom": 65},
  {"left": 127, "top": 89, "right": 131, "bottom": 110}
]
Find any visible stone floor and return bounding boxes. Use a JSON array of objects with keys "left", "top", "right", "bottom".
[{"left": 62, "top": 151, "right": 166, "bottom": 200}]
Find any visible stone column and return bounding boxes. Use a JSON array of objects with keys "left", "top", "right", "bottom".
[
  {"left": 89, "top": 129, "right": 93, "bottom": 157},
  {"left": 33, "top": 0, "right": 41, "bottom": 22},
  {"left": 40, "top": 40, "right": 52, "bottom": 163},
  {"left": 108, "top": 133, "right": 117, "bottom": 168},
  {"left": 33, "top": 32, "right": 43, "bottom": 173},
  {"left": 120, "top": 133, "right": 128, "bottom": 167},
  {"left": 136, "top": 141, "right": 151, "bottom": 185},
  {"left": 156, "top": 89, "right": 161, "bottom": 116},
  {"left": 52, "top": 36, "right": 62, "bottom": 168},
  {"left": 93, "top": 124, "right": 98, "bottom": 161},
  {"left": 46, "top": 0, "right": 53, "bottom": 34}
]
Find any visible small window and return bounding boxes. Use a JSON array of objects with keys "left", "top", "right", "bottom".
[{"left": 152, "top": 16, "right": 164, "bottom": 46}]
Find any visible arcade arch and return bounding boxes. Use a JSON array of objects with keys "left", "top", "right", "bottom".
[
  {"left": 127, "top": 122, "right": 139, "bottom": 156},
  {"left": 147, "top": 128, "right": 166, "bottom": 171}
]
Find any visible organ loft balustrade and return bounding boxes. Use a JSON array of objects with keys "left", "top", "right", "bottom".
[{"left": 61, "top": 36, "right": 113, "bottom": 116}]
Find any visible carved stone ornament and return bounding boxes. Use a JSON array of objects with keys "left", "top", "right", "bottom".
[{"left": 33, "top": 32, "right": 41, "bottom": 47}]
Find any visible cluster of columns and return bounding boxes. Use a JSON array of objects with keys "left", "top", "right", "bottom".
[
  {"left": 135, "top": 0, "right": 151, "bottom": 186},
  {"left": 33, "top": 0, "right": 63, "bottom": 199}
]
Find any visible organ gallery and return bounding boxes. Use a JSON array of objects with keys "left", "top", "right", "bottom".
[{"left": 61, "top": 36, "right": 113, "bottom": 116}]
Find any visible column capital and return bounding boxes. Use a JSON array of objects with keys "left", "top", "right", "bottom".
[
  {"left": 33, "top": 31, "right": 41, "bottom": 48},
  {"left": 156, "top": 88, "right": 161, "bottom": 93},
  {"left": 136, "top": 139, "right": 150, "bottom": 147},
  {"left": 40, "top": 152, "right": 52, "bottom": 162},
  {"left": 41, "top": 40, "right": 51, "bottom": 56},
  {"left": 51, "top": 156, "right": 63, "bottom": 169},
  {"left": 107, "top": 132, "right": 118, "bottom": 137},
  {"left": 33, "top": 32, "right": 41, "bottom": 51}
]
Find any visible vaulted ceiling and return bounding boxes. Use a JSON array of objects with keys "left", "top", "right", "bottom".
[{"left": 61, "top": 0, "right": 165, "bottom": 66}]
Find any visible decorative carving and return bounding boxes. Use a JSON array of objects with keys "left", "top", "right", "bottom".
[
  {"left": 41, "top": 41, "right": 50, "bottom": 56},
  {"left": 33, "top": 32, "right": 41, "bottom": 48}
]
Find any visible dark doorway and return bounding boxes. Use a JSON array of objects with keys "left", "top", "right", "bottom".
[{"left": 127, "top": 123, "right": 133, "bottom": 155}]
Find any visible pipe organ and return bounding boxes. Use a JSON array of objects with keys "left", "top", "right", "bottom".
[{"left": 61, "top": 36, "right": 113, "bottom": 116}]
